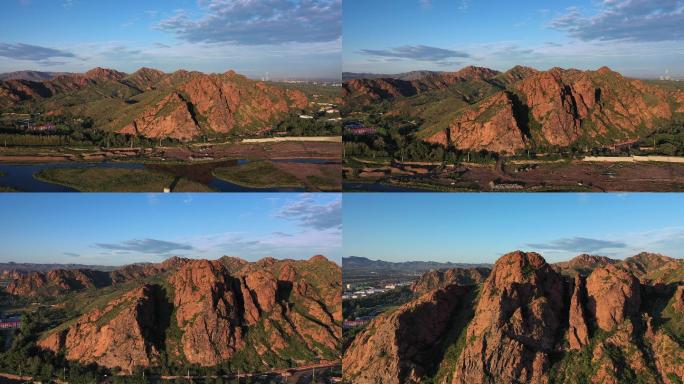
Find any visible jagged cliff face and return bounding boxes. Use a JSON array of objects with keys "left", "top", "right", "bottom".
[
  {"left": 38, "top": 285, "right": 167, "bottom": 373},
  {"left": 424, "top": 91, "right": 529, "bottom": 153},
  {"left": 343, "top": 66, "right": 684, "bottom": 154},
  {"left": 343, "top": 251, "right": 684, "bottom": 384},
  {"left": 8, "top": 256, "right": 340, "bottom": 373},
  {"left": 0, "top": 67, "right": 308, "bottom": 141},
  {"left": 451, "top": 251, "right": 565, "bottom": 384},
  {"left": 343, "top": 285, "right": 474, "bottom": 384}
]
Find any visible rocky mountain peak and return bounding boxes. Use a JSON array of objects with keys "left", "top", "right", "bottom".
[{"left": 84, "top": 67, "right": 126, "bottom": 81}]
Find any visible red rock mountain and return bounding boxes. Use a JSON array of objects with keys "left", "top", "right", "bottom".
[
  {"left": 0, "top": 67, "right": 309, "bottom": 141},
  {"left": 344, "top": 66, "right": 684, "bottom": 154},
  {"left": 344, "top": 284, "right": 475, "bottom": 384},
  {"left": 343, "top": 251, "right": 684, "bottom": 384},
  {"left": 6, "top": 256, "right": 340, "bottom": 374},
  {"left": 552, "top": 254, "right": 618, "bottom": 276},
  {"left": 410, "top": 267, "right": 490, "bottom": 293}
]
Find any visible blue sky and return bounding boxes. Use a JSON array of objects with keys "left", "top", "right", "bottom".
[
  {"left": 0, "top": 0, "right": 341, "bottom": 79},
  {"left": 0, "top": 193, "right": 341, "bottom": 265},
  {"left": 343, "top": 0, "right": 684, "bottom": 78},
  {"left": 343, "top": 193, "right": 684, "bottom": 263}
]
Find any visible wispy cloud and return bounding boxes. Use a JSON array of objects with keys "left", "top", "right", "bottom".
[
  {"left": 527, "top": 226, "right": 684, "bottom": 259},
  {"left": 95, "top": 238, "right": 194, "bottom": 254},
  {"left": 359, "top": 44, "right": 470, "bottom": 65},
  {"left": 527, "top": 237, "right": 627, "bottom": 253},
  {"left": 63, "top": 252, "right": 80, "bottom": 258},
  {"left": 0, "top": 43, "right": 76, "bottom": 62},
  {"left": 551, "top": 0, "right": 684, "bottom": 42},
  {"left": 157, "top": 0, "right": 341, "bottom": 45},
  {"left": 275, "top": 194, "right": 341, "bottom": 230},
  {"left": 181, "top": 228, "right": 340, "bottom": 261}
]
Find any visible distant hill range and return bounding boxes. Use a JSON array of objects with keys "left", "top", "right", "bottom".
[
  {"left": 0, "top": 67, "right": 311, "bottom": 141},
  {"left": 342, "top": 70, "right": 442, "bottom": 81},
  {"left": 344, "top": 251, "right": 684, "bottom": 384},
  {"left": 0, "top": 261, "right": 118, "bottom": 274},
  {"left": 2, "top": 255, "right": 340, "bottom": 373},
  {"left": 343, "top": 255, "right": 491, "bottom": 274},
  {"left": 344, "top": 65, "right": 684, "bottom": 154},
  {"left": 0, "top": 70, "right": 74, "bottom": 82}
]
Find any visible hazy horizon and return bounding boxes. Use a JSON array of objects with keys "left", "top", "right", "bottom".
[
  {"left": 0, "top": 193, "right": 342, "bottom": 265},
  {"left": 343, "top": 193, "right": 684, "bottom": 264},
  {"left": 0, "top": 0, "right": 341, "bottom": 79},
  {"left": 0, "top": 66, "right": 341, "bottom": 81},
  {"left": 342, "top": 64, "right": 667, "bottom": 80},
  {"left": 342, "top": 250, "right": 674, "bottom": 265},
  {"left": 343, "top": 0, "right": 684, "bottom": 79},
  {"left": 0, "top": 254, "right": 339, "bottom": 267}
]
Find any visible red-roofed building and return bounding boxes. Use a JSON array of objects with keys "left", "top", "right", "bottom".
[{"left": 0, "top": 318, "right": 20, "bottom": 329}]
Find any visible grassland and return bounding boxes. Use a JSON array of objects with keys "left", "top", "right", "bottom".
[
  {"left": 34, "top": 167, "right": 213, "bottom": 192},
  {"left": 212, "top": 161, "right": 305, "bottom": 189}
]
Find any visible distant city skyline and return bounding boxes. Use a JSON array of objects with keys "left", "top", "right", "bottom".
[
  {"left": 343, "top": 193, "right": 684, "bottom": 263},
  {"left": 0, "top": 0, "right": 341, "bottom": 79},
  {"left": 0, "top": 193, "right": 342, "bottom": 265},
  {"left": 343, "top": 0, "right": 684, "bottom": 79}
]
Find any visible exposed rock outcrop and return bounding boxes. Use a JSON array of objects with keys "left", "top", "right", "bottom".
[
  {"left": 586, "top": 264, "right": 641, "bottom": 331},
  {"left": 451, "top": 251, "right": 565, "bottom": 384},
  {"left": 38, "top": 284, "right": 167, "bottom": 373},
  {"left": 567, "top": 275, "right": 590, "bottom": 350},
  {"left": 119, "top": 92, "right": 201, "bottom": 141},
  {"left": 424, "top": 91, "right": 529, "bottom": 154}
]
